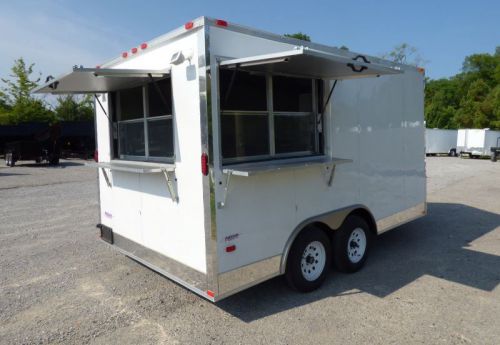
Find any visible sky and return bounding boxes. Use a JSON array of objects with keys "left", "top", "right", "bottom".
[{"left": 0, "top": 0, "right": 499, "bottom": 83}]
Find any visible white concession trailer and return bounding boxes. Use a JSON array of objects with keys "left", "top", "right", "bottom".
[
  {"left": 34, "top": 17, "right": 426, "bottom": 301},
  {"left": 425, "top": 128, "right": 458, "bottom": 156}
]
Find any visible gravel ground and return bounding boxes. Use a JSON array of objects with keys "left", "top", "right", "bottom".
[{"left": 0, "top": 157, "right": 499, "bottom": 345}]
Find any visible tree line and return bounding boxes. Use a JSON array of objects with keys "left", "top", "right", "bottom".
[
  {"left": 1, "top": 43, "right": 500, "bottom": 129},
  {"left": 0, "top": 58, "right": 93, "bottom": 125},
  {"left": 425, "top": 47, "right": 500, "bottom": 129}
]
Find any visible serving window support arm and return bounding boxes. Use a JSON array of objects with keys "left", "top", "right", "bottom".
[{"left": 161, "top": 168, "right": 178, "bottom": 202}]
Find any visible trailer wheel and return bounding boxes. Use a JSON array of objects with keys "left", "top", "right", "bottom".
[
  {"left": 49, "top": 156, "right": 60, "bottom": 165},
  {"left": 332, "top": 215, "right": 372, "bottom": 273},
  {"left": 5, "top": 153, "right": 15, "bottom": 167},
  {"left": 285, "top": 226, "right": 331, "bottom": 292}
]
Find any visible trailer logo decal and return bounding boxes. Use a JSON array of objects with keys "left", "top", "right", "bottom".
[{"left": 225, "top": 234, "right": 239, "bottom": 242}]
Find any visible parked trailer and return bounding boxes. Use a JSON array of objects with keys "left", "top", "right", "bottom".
[
  {"left": 4, "top": 124, "right": 61, "bottom": 167},
  {"left": 425, "top": 128, "right": 458, "bottom": 156},
  {"left": 457, "top": 129, "right": 500, "bottom": 158},
  {"left": 34, "top": 17, "right": 426, "bottom": 301}
]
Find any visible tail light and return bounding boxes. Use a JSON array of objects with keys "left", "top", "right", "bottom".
[
  {"left": 94, "top": 149, "right": 98, "bottom": 162},
  {"left": 215, "top": 19, "right": 228, "bottom": 27},
  {"left": 201, "top": 153, "right": 208, "bottom": 176}
]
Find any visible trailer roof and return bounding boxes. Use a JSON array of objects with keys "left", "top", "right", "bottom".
[{"left": 97, "top": 17, "right": 416, "bottom": 74}]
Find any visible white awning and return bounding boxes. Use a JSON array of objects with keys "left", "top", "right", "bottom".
[
  {"left": 33, "top": 67, "right": 171, "bottom": 94},
  {"left": 219, "top": 47, "right": 401, "bottom": 79}
]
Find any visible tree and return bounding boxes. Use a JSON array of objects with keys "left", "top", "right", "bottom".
[
  {"left": 0, "top": 58, "right": 54, "bottom": 124},
  {"left": 284, "top": 32, "right": 311, "bottom": 42},
  {"left": 381, "top": 43, "right": 427, "bottom": 67},
  {"left": 425, "top": 47, "right": 500, "bottom": 130},
  {"left": 54, "top": 94, "right": 94, "bottom": 121}
]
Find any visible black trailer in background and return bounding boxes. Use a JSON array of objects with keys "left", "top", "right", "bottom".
[{"left": 1, "top": 121, "right": 95, "bottom": 167}]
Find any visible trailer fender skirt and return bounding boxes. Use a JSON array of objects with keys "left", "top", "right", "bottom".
[{"left": 97, "top": 224, "right": 114, "bottom": 244}]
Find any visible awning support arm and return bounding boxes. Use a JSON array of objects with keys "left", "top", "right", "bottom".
[
  {"left": 100, "top": 168, "right": 112, "bottom": 188},
  {"left": 148, "top": 73, "right": 170, "bottom": 111},
  {"left": 223, "top": 67, "right": 238, "bottom": 107},
  {"left": 94, "top": 94, "right": 111, "bottom": 123},
  {"left": 318, "top": 79, "right": 337, "bottom": 125}
]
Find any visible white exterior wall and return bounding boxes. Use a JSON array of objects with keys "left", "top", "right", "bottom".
[
  {"left": 425, "top": 129, "right": 458, "bottom": 154},
  {"left": 96, "top": 29, "right": 208, "bottom": 273},
  {"left": 210, "top": 27, "right": 425, "bottom": 273}
]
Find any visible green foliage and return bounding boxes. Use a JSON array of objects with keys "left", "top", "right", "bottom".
[
  {"left": 284, "top": 32, "right": 311, "bottom": 42},
  {"left": 0, "top": 58, "right": 55, "bottom": 124},
  {"left": 425, "top": 47, "right": 500, "bottom": 130},
  {"left": 54, "top": 94, "right": 94, "bottom": 121}
]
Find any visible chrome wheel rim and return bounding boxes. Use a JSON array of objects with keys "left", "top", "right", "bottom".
[
  {"left": 347, "top": 228, "right": 367, "bottom": 263},
  {"left": 301, "top": 241, "right": 326, "bottom": 281}
]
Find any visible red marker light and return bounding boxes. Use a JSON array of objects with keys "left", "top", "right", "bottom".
[
  {"left": 206, "top": 290, "right": 215, "bottom": 298},
  {"left": 225, "top": 245, "right": 236, "bottom": 253},
  {"left": 140, "top": 43, "right": 148, "bottom": 50},
  {"left": 122, "top": 52, "right": 128, "bottom": 58},
  {"left": 201, "top": 153, "right": 209, "bottom": 176},
  {"left": 185, "top": 21, "right": 194, "bottom": 30},
  {"left": 93, "top": 150, "right": 99, "bottom": 162},
  {"left": 131, "top": 47, "right": 138, "bottom": 54},
  {"left": 215, "top": 19, "right": 228, "bottom": 27}
]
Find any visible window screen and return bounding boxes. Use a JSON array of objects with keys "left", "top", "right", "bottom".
[
  {"left": 114, "top": 78, "right": 174, "bottom": 162},
  {"left": 118, "top": 122, "right": 145, "bottom": 157},
  {"left": 220, "top": 69, "right": 319, "bottom": 163},
  {"left": 273, "top": 76, "right": 313, "bottom": 112},
  {"left": 221, "top": 114, "right": 269, "bottom": 158},
  {"left": 148, "top": 78, "right": 172, "bottom": 117},
  {"left": 119, "top": 86, "right": 143, "bottom": 120},
  {"left": 274, "top": 115, "right": 315, "bottom": 154},
  {"left": 220, "top": 70, "right": 267, "bottom": 111},
  {"left": 148, "top": 118, "right": 174, "bottom": 157}
]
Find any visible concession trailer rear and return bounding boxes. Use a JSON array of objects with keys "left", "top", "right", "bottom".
[
  {"left": 425, "top": 128, "right": 458, "bottom": 156},
  {"left": 34, "top": 17, "right": 426, "bottom": 301}
]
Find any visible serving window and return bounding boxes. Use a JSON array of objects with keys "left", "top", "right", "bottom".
[
  {"left": 113, "top": 78, "right": 174, "bottom": 162},
  {"left": 220, "top": 69, "right": 321, "bottom": 163}
]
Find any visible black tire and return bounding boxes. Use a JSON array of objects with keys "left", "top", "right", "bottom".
[
  {"left": 6, "top": 153, "right": 14, "bottom": 167},
  {"left": 285, "top": 226, "right": 332, "bottom": 292},
  {"left": 49, "top": 156, "right": 60, "bottom": 165},
  {"left": 332, "top": 215, "right": 372, "bottom": 273}
]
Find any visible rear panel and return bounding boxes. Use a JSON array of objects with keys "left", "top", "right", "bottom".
[{"left": 96, "top": 28, "right": 208, "bottom": 274}]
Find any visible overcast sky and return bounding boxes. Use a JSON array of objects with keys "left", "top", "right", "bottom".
[{"left": 1, "top": 0, "right": 499, "bottom": 83}]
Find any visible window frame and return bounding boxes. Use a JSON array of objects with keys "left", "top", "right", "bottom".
[
  {"left": 114, "top": 78, "right": 174, "bottom": 163},
  {"left": 220, "top": 70, "right": 321, "bottom": 165}
]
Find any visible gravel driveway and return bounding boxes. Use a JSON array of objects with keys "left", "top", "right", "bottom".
[{"left": 0, "top": 157, "right": 499, "bottom": 344}]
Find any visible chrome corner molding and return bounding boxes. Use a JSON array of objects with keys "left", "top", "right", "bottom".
[
  {"left": 111, "top": 233, "right": 208, "bottom": 296},
  {"left": 376, "top": 202, "right": 427, "bottom": 234},
  {"left": 216, "top": 255, "right": 282, "bottom": 300},
  {"left": 201, "top": 25, "right": 220, "bottom": 296},
  {"left": 279, "top": 204, "right": 375, "bottom": 274}
]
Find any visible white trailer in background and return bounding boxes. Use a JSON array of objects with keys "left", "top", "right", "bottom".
[
  {"left": 425, "top": 128, "right": 458, "bottom": 156},
  {"left": 34, "top": 17, "right": 426, "bottom": 301},
  {"left": 457, "top": 129, "right": 500, "bottom": 159}
]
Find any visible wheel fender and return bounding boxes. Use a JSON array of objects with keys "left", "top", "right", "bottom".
[{"left": 279, "top": 204, "right": 376, "bottom": 274}]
